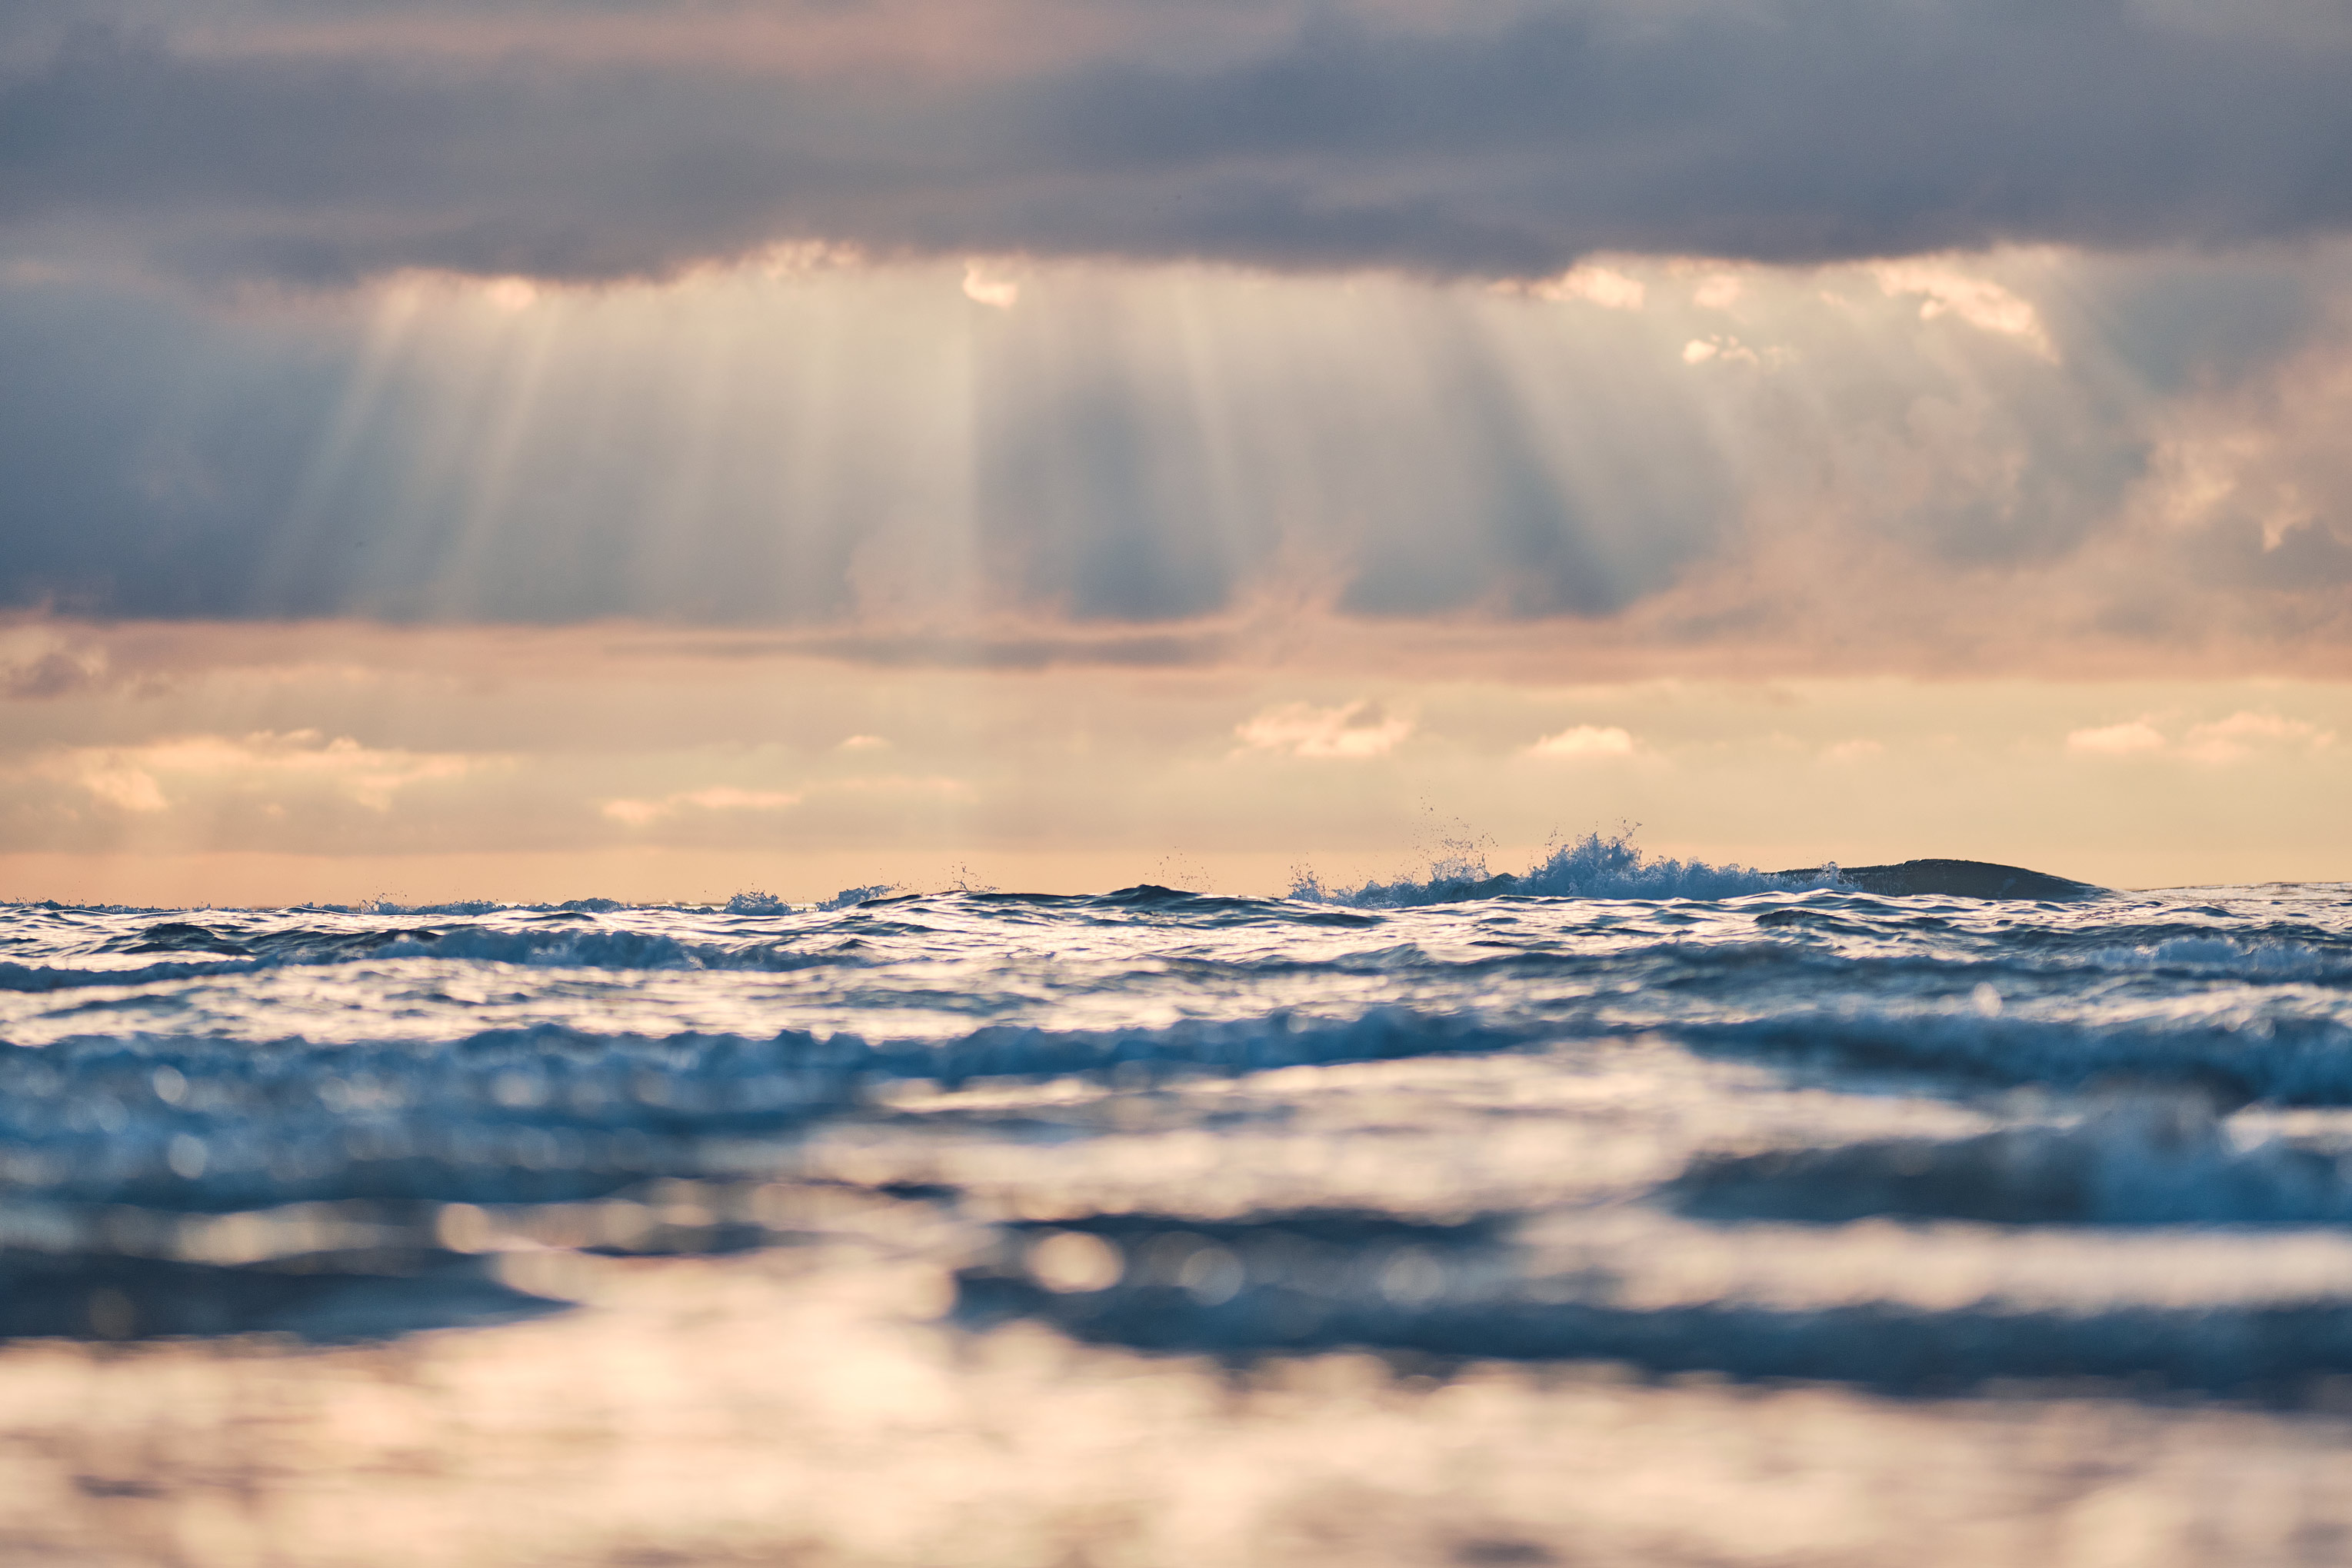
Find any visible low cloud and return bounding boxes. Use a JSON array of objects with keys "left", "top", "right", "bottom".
[
  {"left": 602, "top": 786, "right": 803, "bottom": 826},
  {"left": 1236, "top": 700, "right": 1411, "bottom": 759},
  {"left": 961, "top": 261, "right": 1021, "bottom": 310},
  {"left": 1524, "top": 265, "right": 1645, "bottom": 311},
  {"left": 1529, "top": 724, "right": 1635, "bottom": 759},
  {"left": 41, "top": 731, "right": 481, "bottom": 812},
  {"left": 2067, "top": 712, "right": 2336, "bottom": 762},
  {"left": 2067, "top": 719, "right": 2169, "bottom": 757},
  {"left": 2180, "top": 711, "right": 2337, "bottom": 764},
  {"left": 1873, "top": 261, "right": 2057, "bottom": 361},
  {"left": 1, "top": 228, "right": 2350, "bottom": 674}
]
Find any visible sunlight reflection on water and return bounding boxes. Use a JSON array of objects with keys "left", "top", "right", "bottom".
[{"left": 6, "top": 884, "right": 2352, "bottom": 1561}]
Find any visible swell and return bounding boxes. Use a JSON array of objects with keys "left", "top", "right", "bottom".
[
  {"left": 961, "top": 1260, "right": 2352, "bottom": 1399},
  {"left": 0, "top": 1008, "right": 1534, "bottom": 1208},
  {"left": 1679, "top": 1007, "right": 2352, "bottom": 1104},
  {"left": 1670, "top": 1096, "right": 2352, "bottom": 1227}
]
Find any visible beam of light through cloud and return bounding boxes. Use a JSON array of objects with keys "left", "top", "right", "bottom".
[
  {"left": 2, "top": 0, "right": 2352, "bottom": 904},
  {"left": 4, "top": 245, "right": 2350, "bottom": 671}
]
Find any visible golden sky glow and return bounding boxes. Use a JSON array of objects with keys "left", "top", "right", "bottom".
[
  {"left": 5, "top": 617, "right": 2346, "bottom": 904},
  {"left": 8, "top": 0, "right": 2352, "bottom": 902}
]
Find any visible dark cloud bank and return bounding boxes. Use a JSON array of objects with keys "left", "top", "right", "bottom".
[
  {"left": 4, "top": 0, "right": 2352, "bottom": 284},
  {"left": 1, "top": 1, "right": 2350, "bottom": 661}
]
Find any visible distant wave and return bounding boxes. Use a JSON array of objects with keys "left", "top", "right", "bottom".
[{"left": 1292, "top": 827, "right": 1814, "bottom": 907}]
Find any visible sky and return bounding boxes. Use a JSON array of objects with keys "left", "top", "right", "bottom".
[{"left": 3, "top": 0, "right": 2350, "bottom": 903}]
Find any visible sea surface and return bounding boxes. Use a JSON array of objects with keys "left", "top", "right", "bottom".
[{"left": 5, "top": 850, "right": 2352, "bottom": 1565}]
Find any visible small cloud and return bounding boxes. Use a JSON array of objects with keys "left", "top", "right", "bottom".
[
  {"left": 1236, "top": 700, "right": 1412, "bottom": 759},
  {"left": 2067, "top": 719, "right": 2167, "bottom": 756},
  {"left": 603, "top": 786, "right": 801, "bottom": 824},
  {"left": 962, "top": 260, "right": 1020, "bottom": 309},
  {"left": 1821, "top": 738, "right": 1884, "bottom": 764},
  {"left": 483, "top": 277, "right": 538, "bottom": 312},
  {"left": 1530, "top": 724, "right": 1636, "bottom": 758},
  {"left": 1527, "top": 264, "right": 1646, "bottom": 310},
  {"left": 1871, "top": 260, "right": 2056, "bottom": 360},
  {"left": 2180, "top": 711, "right": 2336, "bottom": 764},
  {"left": 838, "top": 734, "right": 889, "bottom": 751}
]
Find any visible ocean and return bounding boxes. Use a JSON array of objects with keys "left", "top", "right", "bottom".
[{"left": 5, "top": 841, "right": 2352, "bottom": 1564}]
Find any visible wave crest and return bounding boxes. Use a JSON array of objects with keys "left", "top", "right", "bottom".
[{"left": 1293, "top": 827, "right": 1811, "bottom": 907}]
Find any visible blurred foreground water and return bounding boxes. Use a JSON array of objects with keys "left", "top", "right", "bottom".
[{"left": 5, "top": 877, "right": 2352, "bottom": 1564}]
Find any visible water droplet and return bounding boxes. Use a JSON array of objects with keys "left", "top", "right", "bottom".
[{"left": 1028, "top": 1230, "right": 1123, "bottom": 1293}]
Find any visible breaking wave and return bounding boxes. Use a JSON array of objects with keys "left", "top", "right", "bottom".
[{"left": 1291, "top": 826, "right": 1813, "bottom": 906}]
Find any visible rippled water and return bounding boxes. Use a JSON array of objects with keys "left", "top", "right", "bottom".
[{"left": 6, "top": 879, "right": 2352, "bottom": 1563}]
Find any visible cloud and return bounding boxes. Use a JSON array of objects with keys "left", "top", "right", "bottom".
[
  {"left": 2067, "top": 720, "right": 2168, "bottom": 756},
  {"left": 8, "top": 2, "right": 2352, "bottom": 288},
  {"left": 1872, "top": 261, "right": 2057, "bottom": 361},
  {"left": 1236, "top": 700, "right": 1411, "bottom": 759},
  {"left": 2, "top": 235, "right": 2352, "bottom": 672},
  {"left": 962, "top": 261, "right": 1020, "bottom": 310},
  {"left": 602, "top": 786, "right": 802, "bottom": 824},
  {"left": 41, "top": 731, "right": 480, "bottom": 811},
  {"left": 1525, "top": 265, "right": 1644, "bottom": 311},
  {"left": 1, "top": 640, "right": 106, "bottom": 698},
  {"left": 1529, "top": 724, "right": 1634, "bottom": 758},
  {"left": 2179, "top": 711, "right": 2336, "bottom": 764},
  {"left": 1680, "top": 335, "right": 1774, "bottom": 367},
  {"left": 2065, "top": 712, "right": 2337, "bottom": 762}
]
